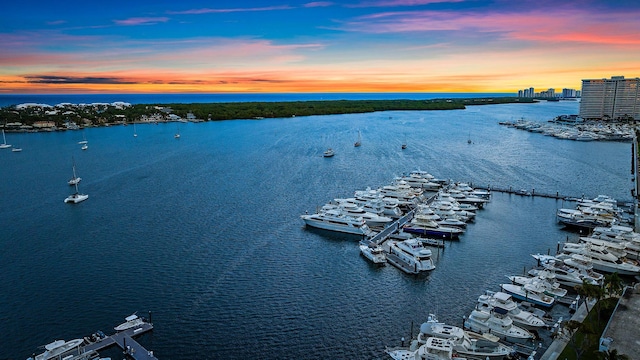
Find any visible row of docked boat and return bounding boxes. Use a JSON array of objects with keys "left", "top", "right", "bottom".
[
  {"left": 499, "top": 118, "right": 634, "bottom": 142},
  {"left": 556, "top": 194, "right": 631, "bottom": 231}
]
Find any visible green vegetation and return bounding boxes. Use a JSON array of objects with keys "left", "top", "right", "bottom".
[
  {"left": 0, "top": 97, "right": 534, "bottom": 128},
  {"left": 560, "top": 274, "right": 628, "bottom": 360}
]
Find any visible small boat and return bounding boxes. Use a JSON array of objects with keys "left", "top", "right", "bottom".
[
  {"left": 323, "top": 148, "right": 335, "bottom": 157},
  {"left": 12, "top": 147, "right": 22, "bottom": 152},
  {"left": 175, "top": 124, "right": 181, "bottom": 138},
  {"left": 354, "top": 130, "right": 361, "bottom": 147},
  {"left": 28, "top": 339, "right": 85, "bottom": 360},
  {"left": 0, "top": 129, "right": 11, "bottom": 149},
  {"left": 114, "top": 313, "right": 145, "bottom": 332},
  {"left": 401, "top": 143, "right": 407, "bottom": 150},
  {"left": 78, "top": 131, "right": 88, "bottom": 145},
  {"left": 300, "top": 208, "right": 371, "bottom": 235},
  {"left": 81, "top": 143, "right": 88, "bottom": 150},
  {"left": 133, "top": 122, "right": 138, "bottom": 137},
  {"left": 359, "top": 240, "right": 386, "bottom": 265}
]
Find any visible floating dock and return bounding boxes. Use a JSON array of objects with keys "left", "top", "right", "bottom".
[{"left": 83, "top": 323, "right": 157, "bottom": 360}]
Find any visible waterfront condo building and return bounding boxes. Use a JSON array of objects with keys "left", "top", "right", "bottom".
[{"left": 579, "top": 76, "right": 640, "bottom": 120}]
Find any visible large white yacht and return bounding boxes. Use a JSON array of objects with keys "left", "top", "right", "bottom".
[
  {"left": 387, "top": 238, "right": 435, "bottom": 274},
  {"left": 507, "top": 273, "right": 568, "bottom": 298},
  {"left": 300, "top": 208, "right": 371, "bottom": 236},
  {"left": 29, "top": 339, "right": 85, "bottom": 360},
  {"left": 386, "top": 337, "right": 460, "bottom": 360},
  {"left": 403, "top": 215, "right": 464, "bottom": 240},
  {"left": 323, "top": 200, "right": 392, "bottom": 227},
  {"left": 500, "top": 282, "right": 555, "bottom": 308},
  {"left": 476, "top": 290, "right": 547, "bottom": 330},
  {"left": 417, "top": 314, "right": 513, "bottom": 359},
  {"left": 530, "top": 254, "right": 603, "bottom": 287},
  {"left": 464, "top": 307, "right": 534, "bottom": 344}
]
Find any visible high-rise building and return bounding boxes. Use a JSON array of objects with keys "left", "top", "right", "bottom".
[{"left": 579, "top": 76, "right": 640, "bottom": 120}]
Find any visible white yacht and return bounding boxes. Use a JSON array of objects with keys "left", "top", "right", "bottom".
[
  {"left": 324, "top": 200, "right": 392, "bottom": 227},
  {"left": 476, "top": 290, "right": 547, "bottom": 330},
  {"left": 464, "top": 307, "right": 534, "bottom": 344},
  {"left": 387, "top": 238, "right": 435, "bottom": 274},
  {"left": 359, "top": 240, "right": 386, "bottom": 265},
  {"left": 500, "top": 282, "right": 555, "bottom": 308},
  {"left": 387, "top": 337, "right": 462, "bottom": 360},
  {"left": 403, "top": 215, "right": 464, "bottom": 240},
  {"left": 530, "top": 254, "right": 603, "bottom": 287},
  {"left": 417, "top": 314, "right": 513, "bottom": 359},
  {"left": 561, "top": 242, "right": 640, "bottom": 275},
  {"left": 507, "top": 274, "right": 568, "bottom": 298},
  {"left": 29, "top": 339, "right": 85, "bottom": 360},
  {"left": 114, "top": 313, "right": 146, "bottom": 332},
  {"left": 300, "top": 208, "right": 371, "bottom": 235}
]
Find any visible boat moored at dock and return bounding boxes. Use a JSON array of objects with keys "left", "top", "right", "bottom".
[
  {"left": 387, "top": 238, "right": 435, "bottom": 274},
  {"left": 300, "top": 208, "right": 372, "bottom": 236}
]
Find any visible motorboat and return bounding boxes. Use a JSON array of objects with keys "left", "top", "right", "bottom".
[
  {"left": 417, "top": 314, "right": 513, "bottom": 359},
  {"left": 359, "top": 240, "right": 386, "bottom": 265},
  {"left": 324, "top": 200, "right": 392, "bottom": 227},
  {"left": 500, "top": 282, "right": 555, "bottom": 308},
  {"left": 403, "top": 216, "right": 463, "bottom": 240},
  {"left": 579, "top": 236, "right": 632, "bottom": 259},
  {"left": 387, "top": 337, "right": 465, "bottom": 360},
  {"left": 29, "top": 339, "right": 85, "bottom": 360},
  {"left": 12, "top": 147, "right": 22, "bottom": 152},
  {"left": 114, "top": 313, "right": 146, "bottom": 332},
  {"left": 464, "top": 307, "right": 534, "bottom": 344},
  {"left": 323, "top": 148, "right": 334, "bottom": 157},
  {"left": 300, "top": 208, "right": 371, "bottom": 235},
  {"left": 387, "top": 238, "right": 435, "bottom": 274},
  {"left": 394, "top": 174, "right": 442, "bottom": 191},
  {"left": 530, "top": 254, "right": 603, "bottom": 287},
  {"left": 476, "top": 290, "right": 547, "bottom": 330},
  {"left": 507, "top": 274, "right": 568, "bottom": 298},
  {"left": 561, "top": 242, "right": 640, "bottom": 275}
]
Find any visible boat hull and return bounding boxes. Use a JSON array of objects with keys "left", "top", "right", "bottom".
[
  {"left": 403, "top": 226, "right": 460, "bottom": 240},
  {"left": 301, "top": 217, "right": 368, "bottom": 235}
]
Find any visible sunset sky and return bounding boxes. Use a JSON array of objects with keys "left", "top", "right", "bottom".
[{"left": 2, "top": 0, "right": 639, "bottom": 94}]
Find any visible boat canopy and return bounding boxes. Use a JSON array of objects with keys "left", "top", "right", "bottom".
[{"left": 125, "top": 314, "right": 139, "bottom": 321}]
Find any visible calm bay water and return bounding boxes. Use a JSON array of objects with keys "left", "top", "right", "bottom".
[{"left": 0, "top": 99, "right": 632, "bottom": 359}]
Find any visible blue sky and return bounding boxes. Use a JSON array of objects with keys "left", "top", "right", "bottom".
[{"left": 2, "top": 0, "right": 639, "bottom": 93}]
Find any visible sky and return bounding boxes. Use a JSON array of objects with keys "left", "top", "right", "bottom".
[{"left": 1, "top": 0, "right": 640, "bottom": 94}]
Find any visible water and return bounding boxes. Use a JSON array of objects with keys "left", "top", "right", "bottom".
[{"left": 0, "top": 99, "right": 631, "bottom": 359}]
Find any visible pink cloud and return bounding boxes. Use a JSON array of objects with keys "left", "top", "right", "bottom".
[
  {"left": 304, "top": 2, "right": 334, "bottom": 7},
  {"left": 168, "top": 6, "right": 292, "bottom": 15},
  {"left": 348, "top": 0, "right": 463, "bottom": 7},
  {"left": 113, "top": 17, "right": 170, "bottom": 26},
  {"left": 46, "top": 20, "right": 67, "bottom": 26}
]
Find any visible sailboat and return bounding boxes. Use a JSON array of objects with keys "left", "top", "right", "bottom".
[
  {"left": 467, "top": 132, "right": 472, "bottom": 144},
  {"left": 401, "top": 136, "right": 407, "bottom": 149},
  {"left": 68, "top": 158, "right": 81, "bottom": 185},
  {"left": 65, "top": 160, "right": 88, "bottom": 203},
  {"left": 78, "top": 130, "right": 88, "bottom": 144},
  {"left": 12, "top": 146, "right": 22, "bottom": 152},
  {"left": 354, "top": 130, "right": 361, "bottom": 147},
  {"left": 0, "top": 129, "right": 11, "bottom": 149},
  {"left": 174, "top": 124, "right": 181, "bottom": 138},
  {"left": 133, "top": 122, "right": 138, "bottom": 137}
]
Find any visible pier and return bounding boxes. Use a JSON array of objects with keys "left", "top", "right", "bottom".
[{"left": 83, "top": 323, "right": 157, "bottom": 360}]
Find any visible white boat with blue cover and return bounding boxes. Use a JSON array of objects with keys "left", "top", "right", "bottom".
[
  {"left": 114, "top": 313, "right": 145, "bottom": 332},
  {"left": 476, "top": 290, "right": 547, "bottom": 330}
]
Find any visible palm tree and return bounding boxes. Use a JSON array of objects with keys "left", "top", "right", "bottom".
[
  {"left": 603, "top": 272, "right": 624, "bottom": 297},
  {"left": 597, "top": 348, "right": 630, "bottom": 360},
  {"left": 564, "top": 319, "right": 595, "bottom": 359}
]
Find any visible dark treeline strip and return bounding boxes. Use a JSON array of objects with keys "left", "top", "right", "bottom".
[{"left": 1, "top": 97, "right": 534, "bottom": 126}]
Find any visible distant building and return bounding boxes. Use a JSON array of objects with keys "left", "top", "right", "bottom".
[
  {"left": 579, "top": 76, "right": 640, "bottom": 120},
  {"left": 562, "top": 88, "right": 578, "bottom": 98}
]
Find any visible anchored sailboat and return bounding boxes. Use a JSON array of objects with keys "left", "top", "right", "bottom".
[
  {"left": 354, "top": 130, "right": 361, "bottom": 147},
  {"left": 0, "top": 129, "right": 11, "bottom": 149}
]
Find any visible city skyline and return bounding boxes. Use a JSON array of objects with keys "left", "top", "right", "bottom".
[{"left": 2, "top": 0, "right": 640, "bottom": 94}]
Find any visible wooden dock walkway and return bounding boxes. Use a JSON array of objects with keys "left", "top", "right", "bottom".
[{"left": 83, "top": 323, "right": 157, "bottom": 360}]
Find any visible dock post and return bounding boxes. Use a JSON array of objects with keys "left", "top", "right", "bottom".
[{"left": 532, "top": 188, "right": 535, "bottom": 196}]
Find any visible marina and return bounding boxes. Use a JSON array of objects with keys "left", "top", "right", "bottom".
[{"left": 3, "top": 99, "right": 636, "bottom": 360}]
